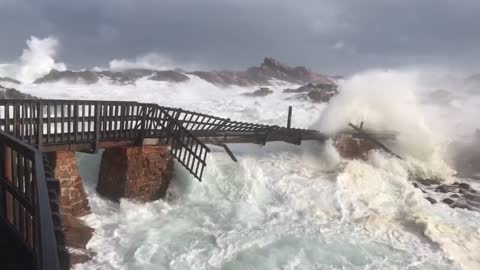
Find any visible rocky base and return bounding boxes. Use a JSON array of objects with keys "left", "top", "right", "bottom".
[
  {"left": 242, "top": 87, "right": 273, "bottom": 97},
  {"left": 284, "top": 83, "right": 338, "bottom": 103},
  {"left": 62, "top": 214, "right": 94, "bottom": 267},
  {"left": 97, "top": 145, "right": 174, "bottom": 202},
  {"left": 413, "top": 178, "right": 480, "bottom": 212}
]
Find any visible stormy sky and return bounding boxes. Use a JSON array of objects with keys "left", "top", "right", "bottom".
[{"left": 1, "top": 0, "right": 480, "bottom": 74}]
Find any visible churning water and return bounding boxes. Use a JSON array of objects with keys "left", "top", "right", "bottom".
[{"left": 8, "top": 68, "right": 478, "bottom": 270}]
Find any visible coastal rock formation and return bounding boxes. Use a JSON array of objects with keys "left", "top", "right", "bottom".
[
  {"left": 190, "top": 58, "right": 335, "bottom": 87},
  {"left": 334, "top": 134, "right": 378, "bottom": 159},
  {"left": 0, "top": 85, "right": 37, "bottom": 99},
  {"left": 34, "top": 68, "right": 190, "bottom": 85},
  {"left": 46, "top": 151, "right": 90, "bottom": 217},
  {"left": 0, "top": 77, "right": 20, "bottom": 84},
  {"left": 97, "top": 145, "right": 174, "bottom": 202},
  {"left": 242, "top": 87, "right": 273, "bottom": 97},
  {"left": 33, "top": 57, "right": 336, "bottom": 88},
  {"left": 284, "top": 83, "right": 338, "bottom": 103},
  {"left": 61, "top": 214, "right": 94, "bottom": 266},
  {"left": 413, "top": 177, "right": 480, "bottom": 212}
]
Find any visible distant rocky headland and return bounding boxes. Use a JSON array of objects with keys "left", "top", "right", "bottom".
[
  {"left": 31, "top": 57, "right": 336, "bottom": 87},
  {"left": 0, "top": 57, "right": 340, "bottom": 104}
]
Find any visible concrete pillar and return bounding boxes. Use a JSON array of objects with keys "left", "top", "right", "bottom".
[{"left": 97, "top": 145, "right": 173, "bottom": 202}]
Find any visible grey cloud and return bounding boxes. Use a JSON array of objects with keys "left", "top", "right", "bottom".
[{"left": 1, "top": 0, "right": 480, "bottom": 74}]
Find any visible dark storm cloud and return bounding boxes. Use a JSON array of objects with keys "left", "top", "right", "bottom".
[{"left": 1, "top": 0, "right": 480, "bottom": 74}]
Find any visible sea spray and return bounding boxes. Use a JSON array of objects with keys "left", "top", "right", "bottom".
[
  {"left": 5, "top": 54, "right": 478, "bottom": 269},
  {"left": 0, "top": 36, "right": 66, "bottom": 83}
]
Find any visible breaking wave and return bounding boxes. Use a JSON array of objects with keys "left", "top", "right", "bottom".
[
  {"left": 0, "top": 36, "right": 66, "bottom": 83},
  {"left": 8, "top": 60, "right": 480, "bottom": 269}
]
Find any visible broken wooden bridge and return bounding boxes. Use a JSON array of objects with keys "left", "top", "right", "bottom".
[{"left": 0, "top": 100, "right": 327, "bottom": 181}]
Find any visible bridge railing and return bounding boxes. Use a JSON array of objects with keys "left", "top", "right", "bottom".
[
  {"left": 0, "top": 130, "right": 60, "bottom": 270},
  {"left": 0, "top": 100, "right": 211, "bottom": 181},
  {"left": 0, "top": 99, "right": 319, "bottom": 181},
  {"left": 0, "top": 100, "right": 146, "bottom": 148},
  {"left": 141, "top": 104, "right": 211, "bottom": 181}
]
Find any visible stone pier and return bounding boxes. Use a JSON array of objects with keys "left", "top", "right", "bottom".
[
  {"left": 97, "top": 145, "right": 174, "bottom": 202},
  {"left": 46, "top": 151, "right": 90, "bottom": 217},
  {"left": 335, "top": 134, "right": 378, "bottom": 159}
]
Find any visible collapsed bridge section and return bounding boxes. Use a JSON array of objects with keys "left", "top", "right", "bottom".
[{"left": 0, "top": 100, "right": 326, "bottom": 181}]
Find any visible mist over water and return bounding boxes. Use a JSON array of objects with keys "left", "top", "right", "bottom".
[{"left": 2, "top": 38, "right": 480, "bottom": 270}]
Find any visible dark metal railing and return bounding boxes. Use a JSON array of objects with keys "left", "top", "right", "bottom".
[{"left": 0, "top": 130, "right": 60, "bottom": 270}]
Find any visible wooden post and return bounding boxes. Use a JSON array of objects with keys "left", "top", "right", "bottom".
[
  {"left": 93, "top": 103, "right": 101, "bottom": 152},
  {"left": 37, "top": 101, "right": 43, "bottom": 151},
  {"left": 287, "top": 106, "right": 292, "bottom": 129}
]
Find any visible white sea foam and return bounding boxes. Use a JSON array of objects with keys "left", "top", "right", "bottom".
[{"left": 6, "top": 62, "right": 480, "bottom": 269}]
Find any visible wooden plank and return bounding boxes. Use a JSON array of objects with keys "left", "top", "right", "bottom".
[
  {"left": 287, "top": 106, "right": 292, "bottom": 129},
  {"left": 37, "top": 102, "right": 43, "bottom": 151},
  {"left": 93, "top": 103, "right": 102, "bottom": 151}
]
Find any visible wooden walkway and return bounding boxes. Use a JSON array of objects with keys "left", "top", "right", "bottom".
[{"left": 0, "top": 100, "right": 325, "bottom": 181}]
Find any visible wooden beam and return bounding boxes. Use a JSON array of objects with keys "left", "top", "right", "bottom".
[{"left": 348, "top": 123, "right": 402, "bottom": 159}]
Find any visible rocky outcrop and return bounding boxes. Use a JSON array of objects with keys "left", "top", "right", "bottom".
[
  {"left": 0, "top": 85, "right": 37, "bottom": 99},
  {"left": 97, "top": 145, "right": 174, "bottom": 202},
  {"left": 146, "top": 70, "right": 190, "bottom": 82},
  {"left": 62, "top": 214, "right": 94, "bottom": 266},
  {"left": 33, "top": 58, "right": 336, "bottom": 88},
  {"left": 34, "top": 69, "right": 135, "bottom": 85},
  {"left": 242, "top": 87, "right": 273, "bottom": 97},
  {"left": 35, "top": 70, "right": 100, "bottom": 84},
  {"left": 334, "top": 134, "right": 378, "bottom": 159},
  {"left": 34, "top": 68, "right": 190, "bottom": 85},
  {"left": 46, "top": 151, "right": 90, "bottom": 217},
  {"left": 0, "top": 77, "right": 20, "bottom": 84},
  {"left": 284, "top": 83, "right": 338, "bottom": 103},
  {"left": 190, "top": 57, "right": 335, "bottom": 87},
  {"left": 413, "top": 177, "right": 480, "bottom": 212}
]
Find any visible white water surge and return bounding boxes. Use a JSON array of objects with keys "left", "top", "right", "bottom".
[{"left": 6, "top": 61, "right": 480, "bottom": 269}]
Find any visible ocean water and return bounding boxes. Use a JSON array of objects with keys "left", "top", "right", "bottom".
[{"left": 7, "top": 70, "right": 480, "bottom": 270}]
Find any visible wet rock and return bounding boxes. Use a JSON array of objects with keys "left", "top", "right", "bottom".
[
  {"left": 97, "top": 145, "right": 174, "bottom": 202},
  {"left": 435, "top": 185, "right": 449, "bottom": 193},
  {"left": 442, "top": 198, "right": 455, "bottom": 205},
  {"left": 242, "top": 87, "right": 273, "bottom": 97},
  {"left": 283, "top": 83, "right": 338, "bottom": 103},
  {"left": 307, "top": 89, "right": 338, "bottom": 103},
  {"left": 425, "top": 197, "right": 437, "bottom": 204},
  {"left": 464, "top": 192, "right": 480, "bottom": 203},
  {"left": 62, "top": 214, "right": 94, "bottom": 267},
  {"left": 451, "top": 194, "right": 460, "bottom": 198},
  {"left": 451, "top": 203, "right": 472, "bottom": 210},
  {"left": 413, "top": 182, "right": 419, "bottom": 188},
  {"left": 458, "top": 183, "right": 471, "bottom": 190},
  {"left": 417, "top": 178, "right": 441, "bottom": 186}
]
